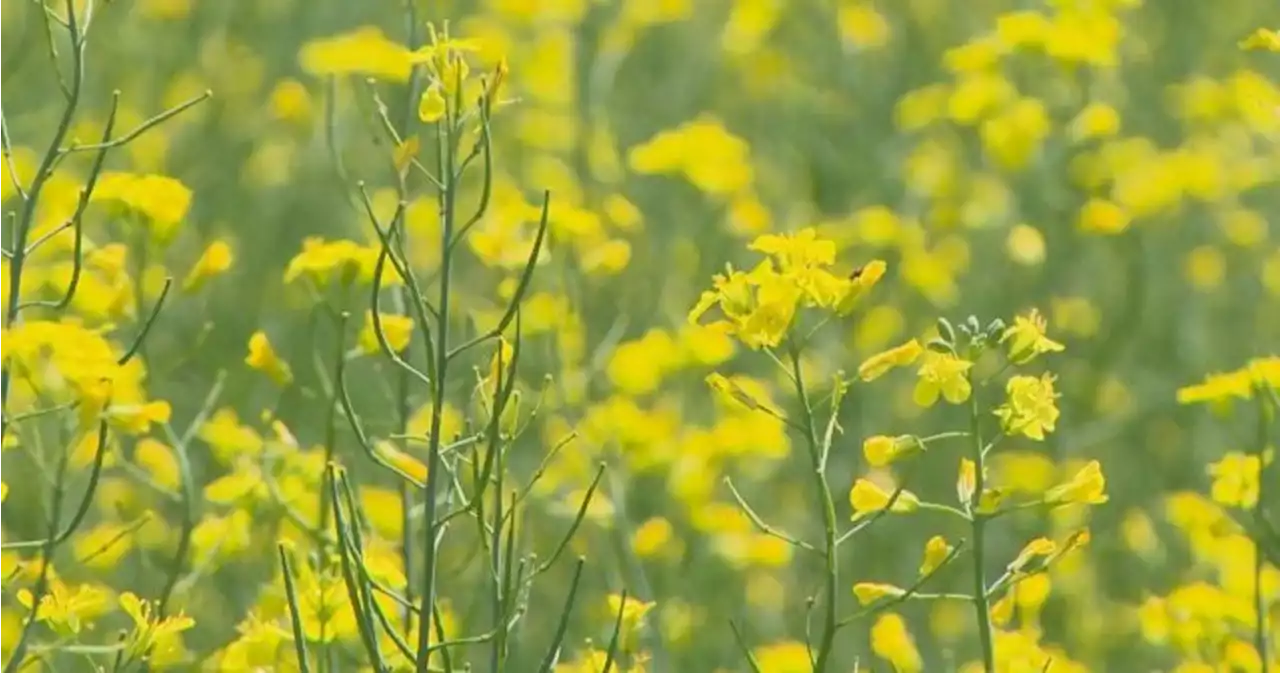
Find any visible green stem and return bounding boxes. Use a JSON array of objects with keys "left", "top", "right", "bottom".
[
  {"left": 156, "top": 372, "right": 225, "bottom": 617},
  {"left": 319, "top": 308, "right": 349, "bottom": 535},
  {"left": 279, "top": 545, "right": 314, "bottom": 673},
  {"left": 5, "top": 418, "right": 106, "bottom": 673},
  {"left": 414, "top": 87, "right": 458, "bottom": 673},
  {"left": 489, "top": 362, "right": 508, "bottom": 673},
  {"left": 788, "top": 345, "right": 839, "bottom": 672},
  {"left": 1, "top": 0, "right": 85, "bottom": 418},
  {"left": 967, "top": 375, "right": 997, "bottom": 672},
  {"left": 392, "top": 11, "right": 424, "bottom": 637}
]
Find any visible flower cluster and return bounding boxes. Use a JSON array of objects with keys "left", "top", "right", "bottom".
[
  {"left": 846, "top": 310, "right": 1106, "bottom": 669},
  {"left": 689, "top": 228, "right": 885, "bottom": 348}
]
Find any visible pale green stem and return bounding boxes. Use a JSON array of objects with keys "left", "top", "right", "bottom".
[
  {"left": 788, "top": 344, "right": 840, "bottom": 672},
  {"left": 967, "top": 374, "right": 997, "bottom": 672}
]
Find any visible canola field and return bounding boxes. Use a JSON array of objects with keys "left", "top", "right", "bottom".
[{"left": 2, "top": 1, "right": 1279, "bottom": 671}]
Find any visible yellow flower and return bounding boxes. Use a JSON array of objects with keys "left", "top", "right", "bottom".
[
  {"left": 870, "top": 612, "right": 922, "bottom": 673},
  {"left": 957, "top": 458, "right": 977, "bottom": 504},
  {"left": 835, "top": 259, "right": 888, "bottom": 314},
  {"left": 1176, "top": 368, "right": 1253, "bottom": 405},
  {"left": 1069, "top": 102, "right": 1121, "bottom": 142},
  {"left": 913, "top": 350, "right": 973, "bottom": 406},
  {"left": 862, "top": 434, "right": 924, "bottom": 467},
  {"left": 1005, "top": 224, "right": 1046, "bottom": 266},
  {"left": 484, "top": 336, "right": 516, "bottom": 396},
  {"left": 688, "top": 262, "right": 804, "bottom": 350},
  {"left": 91, "top": 172, "right": 193, "bottom": 240},
  {"left": 74, "top": 521, "right": 137, "bottom": 569},
  {"left": 1006, "top": 531, "right": 1090, "bottom": 579},
  {"left": 111, "top": 399, "right": 173, "bottom": 435},
  {"left": 198, "top": 408, "right": 264, "bottom": 463},
  {"left": 1008, "top": 537, "right": 1057, "bottom": 574},
  {"left": 182, "top": 240, "right": 233, "bottom": 292},
  {"left": 1046, "top": 460, "right": 1109, "bottom": 506},
  {"left": 268, "top": 79, "right": 313, "bottom": 125},
  {"left": 290, "top": 557, "right": 360, "bottom": 643},
  {"left": 1077, "top": 198, "right": 1130, "bottom": 235},
  {"left": 606, "top": 593, "right": 655, "bottom": 650},
  {"left": 135, "top": 438, "right": 181, "bottom": 490},
  {"left": 990, "top": 451, "right": 1054, "bottom": 491},
  {"left": 738, "top": 271, "right": 802, "bottom": 349},
  {"left": 374, "top": 440, "right": 428, "bottom": 485},
  {"left": 408, "top": 24, "right": 482, "bottom": 81},
  {"left": 608, "top": 330, "right": 680, "bottom": 395},
  {"left": 957, "top": 458, "right": 1005, "bottom": 513},
  {"left": 990, "top": 593, "right": 1015, "bottom": 627},
  {"left": 119, "top": 592, "right": 195, "bottom": 663},
  {"left": 751, "top": 641, "right": 811, "bottom": 672},
  {"left": 1239, "top": 28, "right": 1280, "bottom": 52},
  {"left": 749, "top": 228, "right": 836, "bottom": 271},
  {"left": 706, "top": 372, "right": 777, "bottom": 415},
  {"left": 980, "top": 96, "right": 1051, "bottom": 171},
  {"left": 284, "top": 237, "right": 386, "bottom": 287},
  {"left": 630, "top": 116, "right": 753, "bottom": 196},
  {"left": 358, "top": 311, "right": 413, "bottom": 355},
  {"left": 994, "top": 373, "right": 1060, "bottom": 440},
  {"left": 1000, "top": 309, "right": 1064, "bottom": 364},
  {"left": 17, "top": 581, "right": 112, "bottom": 637},
  {"left": 849, "top": 479, "right": 919, "bottom": 518},
  {"left": 1206, "top": 451, "right": 1268, "bottom": 509},
  {"left": 299, "top": 26, "right": 413, "bottom": 81},
  {"left": 919, "top": 535, "right": 953, "bottom": 576},
  {"left": 837, "top": 2, "right": 891, "bottom": 51},
  {"left": 853, "top": 582, "right": 906, "bottom": 605},
  {"left": 418, "top": 84, "right": 447, "bottom": 123},
  {"left": 632, "top": 517, "right": 674, "bottom": 558},
  {"left": 245, "top": 331, "right": 292, "bottom": 387},
  {"left": 78, "top": 376, "right": 114, "bottom": 429},
  {"left": 858, "top": 338, "right": 924, "bottom": 381},
  {"left": 204, "top": 461, "right": 269, "bottom": 506},
  {"left": 216, "top": 612, "right": 292, "bottom": 670}
]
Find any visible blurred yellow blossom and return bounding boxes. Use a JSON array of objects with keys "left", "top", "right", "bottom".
[
  {"left": 1046, "top": 460, "right": 1109, "bottom": 506},
  {"left": 245, "top": 331, "right": 292, "bottom": 387},
  {"left": 359, "top": 311, "right": 414, "bottom": 355},
  {"left": 299, "top": 26, "right": 413, "bottom": 81},
  {"left": 182, "top": 239, "right": 233, "bottom": 292},
  {"left": 870, "top": 612, "right": 922, "bottom": 673},
  {"left": 1206, "top": 451, "right": 1268, "bottom": 509}
]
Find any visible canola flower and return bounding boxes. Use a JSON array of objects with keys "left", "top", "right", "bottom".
[{"left": 689, "top": 228, "right": 885, "bottom": 349}]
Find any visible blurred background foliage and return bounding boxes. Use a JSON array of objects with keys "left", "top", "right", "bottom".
[{"left": 2, "top": 0, "right": 1279, "bottom": 671}]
